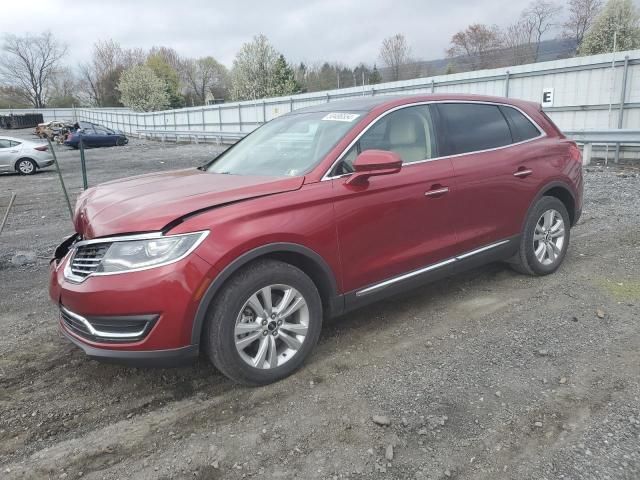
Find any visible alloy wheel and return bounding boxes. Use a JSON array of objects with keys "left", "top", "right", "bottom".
[
  {"left": 234, "top": 284, "right": 310, "bottom": 369},
  {"left": 533, "top": 209, "right": 565, "bottom": 266},
  {"left": 18, "top": 160, "right": 34, "bottom": 174}
]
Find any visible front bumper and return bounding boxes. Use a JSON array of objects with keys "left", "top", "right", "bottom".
[
  {"left": 49, "top": 245, "right": 215, "bottom": 366},
  {"left": 59, "top": 321, "right": 199, "bottom": 367}
]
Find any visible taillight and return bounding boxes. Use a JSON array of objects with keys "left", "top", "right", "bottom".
[
  {"left": 568, "top": 142, "right": 582, "bottom": 164},
  {"left": 34, "top": 145, "right": 48, "bottom": 152}
]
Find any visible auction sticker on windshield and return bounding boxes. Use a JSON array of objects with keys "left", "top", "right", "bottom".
[{"left": 322, "top": 113, "right": 360, "bottom": 122}]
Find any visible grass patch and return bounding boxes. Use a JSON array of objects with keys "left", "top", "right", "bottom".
[{"left": 599, "top": 279, "right": 640, "bottom": 301}]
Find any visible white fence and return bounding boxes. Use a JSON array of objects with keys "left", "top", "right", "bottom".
[{"left": 2, "top": 49, "right": 640, "bottom": 143}]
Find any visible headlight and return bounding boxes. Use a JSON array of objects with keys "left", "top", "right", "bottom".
[
  {"left": 98, "top": 231, "right": 208, "bottom": 273},
  {"left": 64, "top": 231, "right": 208, "bottom": 281}
]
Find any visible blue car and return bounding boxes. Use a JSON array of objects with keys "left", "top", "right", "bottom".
[{"left": 64, "top": 124, "right": 128, "bottom": 148}]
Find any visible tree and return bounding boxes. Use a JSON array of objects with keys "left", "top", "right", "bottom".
[
  {"left": 579, "top": 0, "right": 640, "bottom": 54},
  {"left": 447, "top": 24, "right": 502, "bottom": 70},
  {"left": 0, "top": 32, "right": 67, "bottom": 107},
  {"left": 231, "top": 34, "right": 279, "bottom": 100},
  {"left": 0, "top": 86, "right": 30, "bottom": 108},
  {"left": 146, "top": 53, "right": 184, "bottom": 107},
  {"left": 270, "top": 54, "right": 299, "bottom": 96},
  {"left": 379, "top": 34, "right": 411, "bottom": 81},
  {"left": 522, "top": 1, "right": 563, "bottom": 60},
  {"left": 117, "top": 65, "right": 169, "bottom": 111},
  {"left": 563, "top": 0, "right": 603, "bottom": 50},
  {"left": 369, "top": 64, "right": 382, "bottom": 84},
  {"left": 503, "top": 18, "right": 537, "bottom": 64},
  {"left": 78, "top": 40, "right": 143, "bottom": 107},
  {"left": 48, "top": 67, "right": 80, "bottom": 107},
  {"left": 183, "top": 56, "right": 229, "bottom": 105}
]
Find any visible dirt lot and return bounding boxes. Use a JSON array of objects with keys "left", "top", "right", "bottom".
[{"left": 0, "top": 129, "right": 638, "bottom": 480}]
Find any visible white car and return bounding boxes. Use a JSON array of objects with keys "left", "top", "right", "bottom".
[{"left": 0, "top": 136, "right": 55, "bottom": 175}]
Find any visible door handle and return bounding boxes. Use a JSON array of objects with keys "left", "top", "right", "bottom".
[
  {"left": 513, "top": 168, "right": 533, "bottom": 178},
  {"left": 9, "top": 150, "right": 18, "bottom": 153},
  {"left": 424, "top": 185, "right": 449, "bottom": 197}
]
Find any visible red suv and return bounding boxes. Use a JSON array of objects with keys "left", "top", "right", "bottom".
[{"left": 49, "top": 94, "right": 583, "bottom": 385}]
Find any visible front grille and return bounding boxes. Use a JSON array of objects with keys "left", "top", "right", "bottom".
[
  {"left": 60, "top": 306, "right": 157, "bottom": 343},
  {"left": 70, "top": 243, "right": 111, "bottom": 278}
]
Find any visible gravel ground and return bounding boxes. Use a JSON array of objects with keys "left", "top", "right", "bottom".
[{"left": 0, "top": 129, "right": 639, "bottom": 480}]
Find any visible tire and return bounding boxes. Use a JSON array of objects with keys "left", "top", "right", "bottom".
[
  {"left": 510, "top": 196, "right": 571, "bottom": 276},
  {"left": 16, "top": 158, "right": 37, "bottom": 175},
  {"left": 116, "top": 137, "right": 126, "bottom": 146},
  {"left": 203, "top": 259, "right": 323, "bottom": 385}
]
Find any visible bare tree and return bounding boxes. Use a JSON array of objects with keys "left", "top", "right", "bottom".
[
  {"left": 563, "top": 0, "right": 603, "bottom": 50},
  {"left": 379, "top": 34, "right": 411, "bottom": 81},
  {"left": 78, "top": 40, "right": 144, "bottom": 107},
  {"left": 182, "top": 56, "right": 229, "bottom": 105},
  {"left": 522, "top": 1, "right": 563, "bottom": 61},
  {"left": 447, "top": 24, "right": 503, "bottom": 70},
  {"left": 502, "top": 17, "right": 537, "bottom": 64},
  {"left": 0, "top": 32, "right": 67, "bottom": 107}
]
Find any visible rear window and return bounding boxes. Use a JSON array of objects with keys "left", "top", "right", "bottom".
[
  {"left": 436, "top": 103, "right": 512, "bottom": 156},
  {"left": 500, "top": 106, "right": 540, "bottom": 142}
]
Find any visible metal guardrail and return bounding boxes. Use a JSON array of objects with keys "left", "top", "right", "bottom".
[
  {"left": 137, "top": 129, "right": 246, "bottom": 145},
  {"left": 564, "top": 129, "right": 640, "bottom": 165}
]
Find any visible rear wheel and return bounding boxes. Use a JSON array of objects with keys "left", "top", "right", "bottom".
[
  {"left": 16, "top": 158, "right": 36, "bottom": 175},
  {"left": 203, "top": 259, "right": 322, "bottom": 385},
  {"left": 511, "top": 196, "right": 570, "bottom": 276}
]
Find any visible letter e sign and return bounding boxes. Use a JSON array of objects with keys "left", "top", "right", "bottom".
[{"left": 542, "top": 88, "right": 554, "bottom": 107}]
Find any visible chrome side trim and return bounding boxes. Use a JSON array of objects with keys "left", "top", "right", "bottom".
[
  {"left": 322, "top": 100, "right": 546, "bottom": 181},
  {"left": 63, "top": 230, "right": 209, "bottom": 283},
  {"left": 455, "top": 239, "right": 510, "bottom": 260},
  {"left": 355, "top": 239, "right": 511, "bottom": 297},
  {"left": 356, "top": 258, "right": 456, "bottom": 297},
  {"left": 61, "top": 306, "right": 147, "bottom": 339}
]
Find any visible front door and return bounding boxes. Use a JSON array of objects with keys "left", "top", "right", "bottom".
[{"left": 330, "top": 104, "right": 458, "bottom": 294}]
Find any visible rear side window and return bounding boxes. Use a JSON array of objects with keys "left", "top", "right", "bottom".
[
  {"left": 10, "top": 140, "right": 21, "bottom": 147},
  {"left": 436, "top": 103, "right": 512, "bottom": 156},
  {"left": 500, "top": 106, "right": 540, "bottom": 142},
  {"left": 0, "top": 139, "right": 11, "bottom": 148}
]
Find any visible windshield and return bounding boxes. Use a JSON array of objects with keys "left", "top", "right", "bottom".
[{"left": 206, "top": 111, "right": 362, "bottom": 177}]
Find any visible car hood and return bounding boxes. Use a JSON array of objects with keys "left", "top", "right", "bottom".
[{"left": 74, "top": 168, "right": 304, "bottom": 239}]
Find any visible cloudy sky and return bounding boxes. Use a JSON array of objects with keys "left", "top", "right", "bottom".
[{"left": 1, "top": 0, "right": 575, "bottom": 68}]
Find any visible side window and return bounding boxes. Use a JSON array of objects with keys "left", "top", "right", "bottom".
[
  {"left": 331, "top": 105, "right": 437, "bottom": 175},
  {"left": 0, "top": 139, "right": 11, "bottom": 149},
  {"left": 436, "top": 103, "right": 512, "bottom": 156},
  {"left": 500, "top": 106, "right": 541, "bottom": 142},
  {"left": 10, "top": 140, "right": 21, "bottom": 147}
]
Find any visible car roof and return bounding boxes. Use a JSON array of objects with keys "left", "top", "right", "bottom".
[{"left": 289, "top": 93, "right": 540, "bottom": 115}]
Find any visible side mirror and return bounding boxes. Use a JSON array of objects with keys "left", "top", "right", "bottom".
[{"left": 345, "top": 149, "right": 402, "bottom": 185}]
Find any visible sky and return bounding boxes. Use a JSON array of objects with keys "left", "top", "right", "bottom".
[{"left": 0, "top": 0, "right": 586, "bottom": 68}]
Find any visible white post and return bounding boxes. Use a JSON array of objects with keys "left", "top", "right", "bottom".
[{"left": 582, "top": 142, "right": 592, "bottom": 166}]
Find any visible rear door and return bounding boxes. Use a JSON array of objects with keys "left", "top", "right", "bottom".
[
  {"left": 435, "top": 102, "right": 543, "bottom": 252},
  {"left": 330, "top": 104, "right": 458, "bottom": 294}
]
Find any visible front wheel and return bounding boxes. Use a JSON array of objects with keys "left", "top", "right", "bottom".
[
  {"left": 511, "top": 196, "right": 571, "bottom": 276},
  {"left": 203, "top": 260, "right": 323, "bottom": 385}
]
